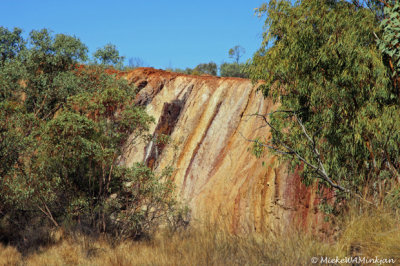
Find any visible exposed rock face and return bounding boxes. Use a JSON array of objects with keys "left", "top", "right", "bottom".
[{"left": 122, "top": 68, "right": 329, "bottom": 234}]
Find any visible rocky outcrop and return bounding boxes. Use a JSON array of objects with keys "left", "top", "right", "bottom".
[{"left": 122, "top": 68, "right": 329, "bottom": 234}]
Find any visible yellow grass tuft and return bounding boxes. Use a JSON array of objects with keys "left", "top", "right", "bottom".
[
  {"left": 0, "top": 244, "right": 21, "bottom": 266},
  {"left": 338, "top": 206, "right": 400, "bottom": 259}
]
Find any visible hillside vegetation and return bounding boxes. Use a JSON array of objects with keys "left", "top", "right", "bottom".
[
  {"left": 248, "top": 0, "right": 400, "bottom": 209},
  {"left": 1, "top": 0, "right": 400, "bottom": 264},
  {"left": 0, "top": 28, "right": 184, "bottom": 252}
]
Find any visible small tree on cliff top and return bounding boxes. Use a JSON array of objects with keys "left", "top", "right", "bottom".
[
  {"left": 229, "top": 45, "right": 245, "bottom": 64},
  {"left": 93, "top": 43, "right": 125, "bottom": 68},
  {"left": 220, "top": 45, "right": 248, "bottom": 78}
]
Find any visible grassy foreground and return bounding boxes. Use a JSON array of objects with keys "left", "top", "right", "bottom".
[{"left": 1, "top": 207, "right": 400, "bottom": 266}]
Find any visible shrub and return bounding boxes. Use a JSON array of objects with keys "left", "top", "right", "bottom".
[{"left": 0, "top": 27, "right": 183, "bottom": 249}]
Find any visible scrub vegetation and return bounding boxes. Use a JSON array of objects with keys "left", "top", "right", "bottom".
[
  {"left": 1, "top": 0, "right": 400, "bottom": 264},
  {"left": 0, "top": 27, "right": 185, "bottom": 254}
]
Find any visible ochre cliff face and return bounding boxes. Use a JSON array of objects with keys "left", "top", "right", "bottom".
[{"left": 122, "top": 68, "right": 330, "bottom": 234}]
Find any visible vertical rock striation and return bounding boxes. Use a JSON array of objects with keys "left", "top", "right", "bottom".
[{"left": 122, "top": 68, "right": 329, "bottom": 234}]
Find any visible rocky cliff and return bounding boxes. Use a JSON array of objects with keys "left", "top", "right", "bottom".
[{"left": 122, "top": 68, "right": 329, "bottom": 234}]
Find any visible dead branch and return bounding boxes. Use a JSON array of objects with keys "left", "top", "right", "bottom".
[{"left": 36, "top": 202, "right": 59, "bottom": 227}]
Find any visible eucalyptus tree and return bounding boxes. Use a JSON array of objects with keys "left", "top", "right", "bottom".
[
  {"left": 229, "top": 45, "right": 245, "bottom": 64},
  {"left": 248, "top": 0, "right": 400, "bottom": 204},
  {"left": 93, "top": 43, "right": 125, "bottom": 68},
  {"left": 0, "top": 28, "right": 178, "bottom": 245}
]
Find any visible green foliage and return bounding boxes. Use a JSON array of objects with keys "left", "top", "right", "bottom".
[
  {"left": 168, "top": 61, "right": 218, "bottom": 76},
  {"left": 0, "top": 27, "right": 25, "bottom": 65},
  {"left": 252, "top": 137, "right": 265, "bottom": 158},
  {"left": 220, "top": 45, "right": 249, "bottom": 78},
  {"left": 248, "top": 0, "right": 400, "bottom": 202},
  {"left": 166, "top": 67, "right": 193, "bottom": 75},
  {"left": 0, "top": 28, "right": 181, "bottom": 244},
  {"left": 93, "top": 43, "right": 124, "bottom": 68},
  {"left": 220, "top": 62, "right": 249, "bottom": 78},
  {"left": 168, "top": 60, "right": 248, "bottom": 78},
  {"left": 377, "top": 2, "right": 400, "bottom": 77},
  {"left": 193, "top": 62, "right": 217, "bottom": 76},
  {"left": 107, "top": 163, "right": 179, "bottom": 239}
]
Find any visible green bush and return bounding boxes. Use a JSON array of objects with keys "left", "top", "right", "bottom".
[
  {"left": 0, "top": 27, "right": 183, "bottom": 249},
  {"left": 247, "top": 0, "right": 400, "bottom": 204},
  {"left": 220, "top": 62, "right": 248, "bottom": 78}
]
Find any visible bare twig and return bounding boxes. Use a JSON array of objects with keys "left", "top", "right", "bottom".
[
  {"left": 34, "top": 95, "right": 48, "bottom": 118},
  {"left": 238, "top": 131, "right": 293, "bottom": 156},
  {"left": 36, "top": 202, "right": 59, "bottom": 227}
]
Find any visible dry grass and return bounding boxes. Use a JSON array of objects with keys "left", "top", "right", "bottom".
[
  {"left": 338, "top": 206, "right": 400, "bottom": 259},
  {"left": 0, "top": 244, "right": 21, "bottom": 266},
  {"left": 15, "top": 229, "right": 337, "bottom": 266},
  {"left": 0, "top": 227, "right": 339, "bottom": 265},
  {"left": 1, "top": 207, "right": 400, "bottom": 265}
]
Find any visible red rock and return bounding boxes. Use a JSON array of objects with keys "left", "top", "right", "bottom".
[{"left": 122, "top": 68, "right": 330, "bottom": 234}]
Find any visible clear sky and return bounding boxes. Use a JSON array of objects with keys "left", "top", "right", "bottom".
[{"left": 1, "top": 0, "right": 267, "bottom": 70}]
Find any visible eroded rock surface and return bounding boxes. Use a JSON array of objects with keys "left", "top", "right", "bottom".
[{"left": 122, "top": 68, "right": 329, "bottom": 234}]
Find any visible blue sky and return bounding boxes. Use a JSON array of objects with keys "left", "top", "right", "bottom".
[{"left": 2, "top": 0, "right": 267, "bottom": 69}]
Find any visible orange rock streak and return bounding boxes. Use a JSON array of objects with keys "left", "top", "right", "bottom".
[{"left": 122, "top": 68, "right": 330, "bottom": 234}]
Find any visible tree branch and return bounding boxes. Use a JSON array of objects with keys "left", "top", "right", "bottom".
[
  {"left": 243, "top": 112, "right": 374, "bottom": 204},
  {"left": 36, "top": 202, "right": 59, "bottom": 227}
]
